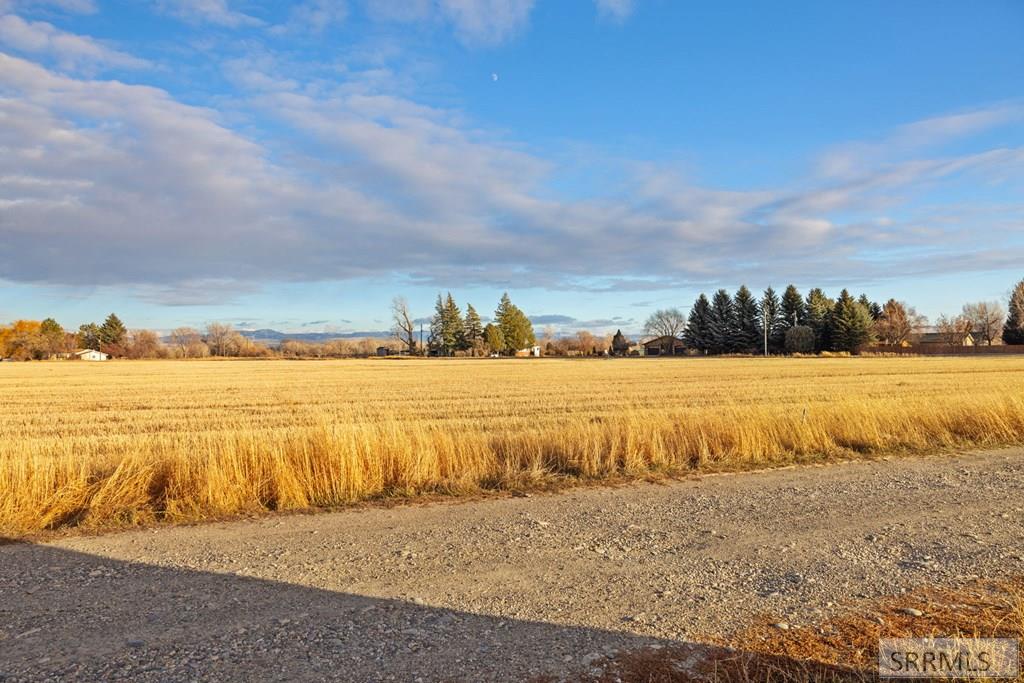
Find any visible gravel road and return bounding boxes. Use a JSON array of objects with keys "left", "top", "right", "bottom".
[{"left": 3, "top": 449, "right": 1024, "bottom": 682}]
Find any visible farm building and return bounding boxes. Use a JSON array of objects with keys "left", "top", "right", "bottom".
[
  {"left": 73, "top": 349, "right": 110, "bottom": 361},
  {"left": 514, "top": 345, "right": 542, "bottom": 357},
  {"left": 641, "top": 336, "right": 686, "bottom": 356}
]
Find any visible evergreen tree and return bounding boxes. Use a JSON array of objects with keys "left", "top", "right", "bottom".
[
  {"left": 40, "top": 318, "right": 63, "bottom": 337},
  {"left": 831, "top": 289, "right": 875, "bottom": 353},
  {"left": 732, "top": 285, "right": 761, "bottom": 353},
  {"left": 429, "top": 293, "right": 467, "bottom": 355},
  {"left": 428, "top": 294, "right": 445, "bottom": 355},
  {"left": 77, "top": 323, "right": 101, "bottom": 350},
  {"left": 857, "top": 294, "right": 882, "bottom": 321},
  {"left": 494, "top": 292, "right": 512, "bottom": 327},
  {"left": 684, "top": 294, "right": 712, "bottom": 353},
  {"left": 805, "top": 288, "right": 834, "bottom": 352},
  {"left": 781, "top": 284, "right": 805, "bottom": 328},
  {"left": 504, "top": 307, "right": 536, "bottom": 352},
  {"left": 483, "top": 323, "right": 504, "bottom": 354},
  {"left": 760, "top": 286, "right": 785, "bottom": 353},
  {"left": 708, "top": 289, "right": 735, "bottom": 354},
  {"left": 463, "top": 304, "right": 484, "bottom": 351},
  {"left": 494, "top": 292, "right": 535, "bottom": 353},
  {"left": 98, "top": 313, "right": 127, "bottom": 347},
  {"left": 611, "top": 329, "right": 629, "bottom": 355},
  {"left": 442, "top": 292, "right": 464, "bottom": 353},
  {"left": 1004, "top": 279, "right": 1024, "bottom": 345}
]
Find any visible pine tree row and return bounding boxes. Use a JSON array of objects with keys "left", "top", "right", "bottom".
[{"left": 684, "top": 285, "right": 880, "bottom": 354}]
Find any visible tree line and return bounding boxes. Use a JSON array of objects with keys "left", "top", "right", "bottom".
[
  {"left": 644, "top": 277, "right": 1024, "bottom": 355},
  {"left": 0, "top": 316, "right": 391, "bottom": 361},
  {"left": 670, "top": 286, "right": 885, "bottom": 355},
  {"left": 0, "top": 314, "right": 163, "bottom": 361},
  {"left": 391, "top": 291, "right": 536, "bottom": 356},
  {"left": 3, "top": 278, "right": 1022, "bottom": 360}
]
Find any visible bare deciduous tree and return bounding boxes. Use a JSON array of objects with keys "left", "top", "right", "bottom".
[
  {"left": 541, "top": 325, "right": 556, "bottom": 349},
  {"left": 643, "top": 308, "right": 686, "bottom": 354},
  {"left": 127, "top": 330, "right": 164, "bottom": 359},
  {"left": 575, "top": 330, "right": 597, "bottom": 355},
  {"left": 204, "top": 322, "right": 234, "bottom": 357},
  {"left": 936, "top": 314, "right": 974, "bottom": 348},
  {"left": 391, "top": 297, "right": 417, "bottom": 354},
  {"left": 962, "top": 301, "right": 1004, "bottom": 346},
  {"left": 170, "top": 327, "right": 201, "bottom": 357},
  {"left": 873, "top": 299, "right": 927, "bottom": 346},
  {"left": 229, "top": 333, "right": 267, "bottom": 357}
]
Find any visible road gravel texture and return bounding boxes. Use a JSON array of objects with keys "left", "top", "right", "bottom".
[{"left": 2, "top": 449, "right": 1023, "bottom": 681}]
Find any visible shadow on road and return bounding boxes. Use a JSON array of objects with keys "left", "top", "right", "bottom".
[{"left": 0, "top": 538, "right": 857, "bottom": 682}]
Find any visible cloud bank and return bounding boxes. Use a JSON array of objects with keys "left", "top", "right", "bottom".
[{"left": 1, "top": 11, "right": 1023, "bottom": 305}]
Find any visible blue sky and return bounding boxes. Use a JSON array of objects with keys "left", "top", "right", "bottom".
[{"left": 1, "top": 0, "right": 1022, "bottom": 335}]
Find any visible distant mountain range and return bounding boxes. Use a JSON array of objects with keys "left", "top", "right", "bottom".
[{"left": 237, "top": 329, "right": 391, "bottom": 343}]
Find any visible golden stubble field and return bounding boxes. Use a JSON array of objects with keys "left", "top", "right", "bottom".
[{"left": 3, "top": 356, "right": 1024, "bottom": 535}]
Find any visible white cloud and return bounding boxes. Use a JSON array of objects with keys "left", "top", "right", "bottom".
[
  {"left": 595, "top": 0, "right": 633, "bottom": 21},
  {"left": 271, "top": 0, "right": 347, "bottom": 35},
  {"left": 0, "top": 13, "right": 149, "bottom": 71},
  {"left": 367, "top": 0, "right": 535, "bottom": 46},
  {"left": 157, "top": 0, "right": 262, "bottom": 28},
  {"left": 437, "top": 0, "right": 534, "bottom": 45},
  {"left": 1, "top": 50, "right": 1022, "bottom": 298},
  {"left": 817, "top": 103, "right": 1024, "bottom": 178}
]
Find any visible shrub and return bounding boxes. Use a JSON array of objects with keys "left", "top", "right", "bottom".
[{"left": 784, "top": 325, "right": 815, "bottom": 354}]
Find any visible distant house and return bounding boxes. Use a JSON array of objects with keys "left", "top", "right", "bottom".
[
  {"left": 514, "top": 345, "right": 542, "bottom": 357},
  {"left": 916, "top": 332, "right": 975, "bottom": 347},
  {"left": 641, "top": 336, "right": 686, "bottom": 356},
  {"left": 73, "top": 349, "right": 110, "bottom": 361}
]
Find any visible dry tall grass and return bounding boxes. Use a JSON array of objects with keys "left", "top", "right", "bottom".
[{"left": 3, "top": 357, "right": 1024, "bottom": 535}]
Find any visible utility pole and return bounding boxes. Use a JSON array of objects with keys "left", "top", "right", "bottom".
[
  {"left": 763, "top": 308, "right": 769, "bottom": 357},
  {"left": 419, "top": 323, "right": 423, "bottom": 356}
]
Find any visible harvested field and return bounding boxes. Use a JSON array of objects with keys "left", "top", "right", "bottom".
[{"left": 3, "top": 356, "right": 1024, "bottom": 534}]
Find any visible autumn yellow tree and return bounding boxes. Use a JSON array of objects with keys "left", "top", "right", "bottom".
[{"left": 0, "top": 320, "right": 45, "bottom": 360}]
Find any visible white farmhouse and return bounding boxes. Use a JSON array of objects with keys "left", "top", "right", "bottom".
[{"left": 73, "top": 349, "right": 110, "bottom": 361}]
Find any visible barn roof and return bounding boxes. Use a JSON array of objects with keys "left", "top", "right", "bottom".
[{"left": 641, "top": 335, "right": 685, "bottom": 347}]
